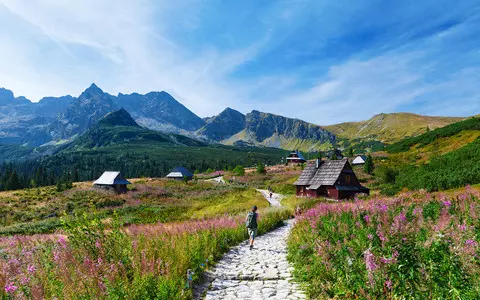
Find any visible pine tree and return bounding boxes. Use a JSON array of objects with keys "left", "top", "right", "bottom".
[
  {"left": 6, "top": 170, "right": 22, "bottom": 190},
  {"left": 256, "top": 162, "right": 266, "bottom": 174},
  {"left": 364, "top": 154, "right": 375, "bottom": 174},
  {"left": 348, "top": 148, "right": 354, "bottom": 157}
]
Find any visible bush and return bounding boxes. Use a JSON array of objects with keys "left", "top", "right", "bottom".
[
  {"left": 233, "top": 165, "right": 245, "bottom": 176},
  {"left": 256, "top": 163, "right": 266, "bottom": 174}
]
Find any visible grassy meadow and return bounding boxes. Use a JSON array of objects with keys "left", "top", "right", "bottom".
[
  {"left": 0, "top": 168, "right": 305, "bottom": 299},
  {"left": 0, "top": 178, "right": 276, "bottom": 236}
]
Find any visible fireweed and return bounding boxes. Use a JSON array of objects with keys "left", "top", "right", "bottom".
[
  {"left": 288, "top": 188, "right": 480, "bottom": 299},
  {"left": 0, "top": 208, "right": 289, "bottom": 299}
]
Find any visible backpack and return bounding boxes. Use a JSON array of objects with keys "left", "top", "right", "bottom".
[{"left": 246, "top": 212, "right": 258, "bottom": 228}]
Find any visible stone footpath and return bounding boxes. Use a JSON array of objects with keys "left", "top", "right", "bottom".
[
  {"left": 256, "top": 189, "right": 284, "bottom": 207},
  {"left": 203, "top": 220, "right": 306, "bottom": 300}
]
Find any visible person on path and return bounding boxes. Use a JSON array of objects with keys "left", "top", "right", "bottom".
[
  {"left": 245, "top": 206, "right": 258, "bottom": 250},
  {"left": 269, "top": 192, "right": 273, "bottom": 200}
]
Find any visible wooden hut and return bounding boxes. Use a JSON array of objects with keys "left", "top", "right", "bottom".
[
  {"left": 352, "top": 155, "right": 367, "bottom": 165},
  {"left": 166, "top": 166, "right": 193, "bottom": 181},
  {"left": 294, "top": 158, "right": 369, "bottom": 200},
  {"left": 93, "top": 171, "right": 131, "bottom": 194},
  {"left": 286, "top": 150, "right": 306, "bottom": 164}
]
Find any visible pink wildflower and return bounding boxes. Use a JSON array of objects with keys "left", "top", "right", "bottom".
[
  {"left": 5, "top": 282, "right": 18, "bottom": 294},
  {"left": 443, "top": 201, "right": 452, "bottom": 207},
  {"left": 364, "top": 249, "right": 377, "bottom": 271},
  {"left": 27, "top": 265, "right": 36, "bottom": 274},
  {"left": 385, "top": 280, "right": 393, "bottom": 290},
  {"left": 367, "top": 234, "right": 373, "bottom": 240},
  {"left": 458, "top": 223, "right": 467, "bottom": 231},
  {"left": 465, "top": 239, "right": 477, "bottom": 247},
  {"left": 95, "top": 240, "right": 102, "bottom": 249},
  {"left": 57, "top": 236, "right": 67, "bottom": 248},
  {"left": 20, "top": 277, "right": 30, "bottom": 285},
  {"left": 364, "top": 248, "right": 377, "bottom": 286},
  {"left": 364, "top": 215, "right": 370, "bottom": 223}
]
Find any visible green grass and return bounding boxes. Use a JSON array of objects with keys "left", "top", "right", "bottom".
[{"left": 0, "top": 179, "right": 278, "bottom": 235}]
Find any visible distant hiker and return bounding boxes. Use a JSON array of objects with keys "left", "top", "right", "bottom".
[
  {"left": 268, "top": 185, "right": 272, "bottom": 192},
  {"left": 295, "top": 205, "right": 302, "bottom": 216},
  {"left": 246, "top": 206, "right": 258, "bottom": 250},
  {"left": 269, "top": 192, "right": 273, "bottom": 199}
]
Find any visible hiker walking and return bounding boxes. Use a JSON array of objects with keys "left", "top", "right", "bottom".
[
  {"left": 245, "top": 206, "right": 258, "bottom": 250},
  {"left": 269, "top": 192, "right": 273, "bottom": 200}
]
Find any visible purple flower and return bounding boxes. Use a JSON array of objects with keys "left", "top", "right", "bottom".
[
  {"left": 364, "top": 215, "right": 370, "bottom": 223},
  {"left": 57, "top": 236, "right": 67, "bottom": 249},
  {"left": 95, "top": 240, "right": 102, "bottom": 249},
  {"left": 27, "top": 265, "right": 36, "bottom": 274},
  {"left": 364, "top": 249, "right": 377, "bottom": 271},
  {"left": 5, "top": 282, "right": 18, "bottom": 294},
  {"left": 385, "top": 280, "right": 393, "bottom": 289},
  {"left": 367, "top": 234, "right": 373, "bottom": 240},
  {"left": 20, "top": 277, "right": 30, "bottom": 285},
  {"left": 465, "top": 239, "right": 477, "bottom": 247},
  {"left": 443, "top": 201, "right": 452, "bottom": 207},
  {"left": 458, "top": 224, "right": 467, "bottom": 231}
]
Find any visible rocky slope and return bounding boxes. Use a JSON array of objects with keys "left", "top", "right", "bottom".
[{"left": 196, "top": 109, "right": 336, "bottom": 151}]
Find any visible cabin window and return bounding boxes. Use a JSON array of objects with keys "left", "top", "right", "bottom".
[{"left": 345, "top": 175, "right": 351, "bottom": 184}]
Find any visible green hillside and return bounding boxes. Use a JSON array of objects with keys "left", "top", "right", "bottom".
[
  {"left": 325, "top": 112, "right": 463, "bottom": 143},
  {"left": 374, "top": 117, "right": 480, "bottom": 193}
]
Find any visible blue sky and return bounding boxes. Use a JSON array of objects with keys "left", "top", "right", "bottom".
[{"left": 0, "top": 0, "right": 479, "bottom": 125}]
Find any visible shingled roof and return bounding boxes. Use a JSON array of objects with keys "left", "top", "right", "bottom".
[{"left": 293, "top": 158, "right": 349, "bottom": 189}]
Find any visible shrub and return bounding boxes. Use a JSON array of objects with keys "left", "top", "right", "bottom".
[{"left": 232, "top": 165, "right": 245, "bottom": 176}]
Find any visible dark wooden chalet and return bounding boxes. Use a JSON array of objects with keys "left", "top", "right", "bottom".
[
  {"left": 93, "top": 171, "right": 131, "bottom": 194},
  {"left": 294, "top": 158, "right": 369, "bottom": 200},
  {"left": 286, "top": 150, "right": 306, "bottom": 164}
]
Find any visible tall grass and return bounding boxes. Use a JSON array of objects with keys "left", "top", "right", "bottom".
[
  {"left": 0, "top": 208, "right": 289, "bottom": 299},
  {"left": 288, "top": 187, "right": 480, "bottom": 299}
]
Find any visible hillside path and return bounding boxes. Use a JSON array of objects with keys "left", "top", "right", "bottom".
[
  {"left": 256, "top": 189, "right": 284, "bottom": 207},
  {"left": 202, "top": 191, "right": 306, "bottom": 300},
  {"left": 206, "top": 176, "right": 226, "bottom": 184}
]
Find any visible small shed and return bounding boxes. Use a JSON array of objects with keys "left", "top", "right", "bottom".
[
  {"left": 166, "top": 166, "right": 193, "bottom": 181},
  {"left": 93, "top": 171, "right": 131, "bottom": 194},
  {"left": 286, "top": 150, "right": 306, "bottom": 164},
  {"left": 352, "top": 155, "right": 367, "bottom": 165},
  {"left": 294, "top": 158, "right": 369, "bottom": 200}
]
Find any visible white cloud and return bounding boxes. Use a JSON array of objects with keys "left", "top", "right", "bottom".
[
  {"left": 0, "top": 0, "right": 268, "bottom": 116},
  {"left": 260, "top": 50, "right": 478, "bottom": 125}
]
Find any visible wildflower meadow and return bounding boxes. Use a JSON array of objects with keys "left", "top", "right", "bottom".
[
  {"left": 0, "top": 208, "right": 289, "bottom": 299},
  {"left": 288, "top": 187, "right": 480, "bottom": 299}
]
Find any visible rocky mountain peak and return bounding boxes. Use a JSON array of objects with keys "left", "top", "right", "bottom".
[
  {"left": 80, "top": 83, "right": 104, "bottom": 99},
  {"left": 98, "top": 108, "right": 140, "bottom": 128},
  {"left": 0, "top": 88, "right": 15, "bottom": 105}
]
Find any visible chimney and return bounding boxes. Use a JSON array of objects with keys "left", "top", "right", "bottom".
[{"left": 316, "top": 158, "right": 320, "bottom": 168}]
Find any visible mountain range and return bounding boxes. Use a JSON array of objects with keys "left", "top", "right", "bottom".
[{"left": 0, "top": 83, "right": 472, "bottom": 152}]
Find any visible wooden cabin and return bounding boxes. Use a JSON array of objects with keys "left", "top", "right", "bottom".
[
  {"left": 352, "top": 155, "right": 367, "bottom": 165},
  {"left": 93, "top": 171, "right": 131, "bottom": 194},
  {"left": 286, "top": 150, "right": 306, "bottom": 164},
  {"left": 294, "top": 158, "right": 369, "bottom": 200},
  {"left": 166, "top": 166, "right": 193, "bottom": 181}
]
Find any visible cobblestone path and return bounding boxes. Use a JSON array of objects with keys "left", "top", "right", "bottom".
[{"left": 203, "top": 220, "right": 306, "bottom": 299}]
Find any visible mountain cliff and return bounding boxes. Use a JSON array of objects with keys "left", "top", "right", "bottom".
[
  {"left": 196, "top": 109, "right": 336, "bottom": 151},
  {"left": 116, "top": 91, "right": 205, "bottom": 132}
]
